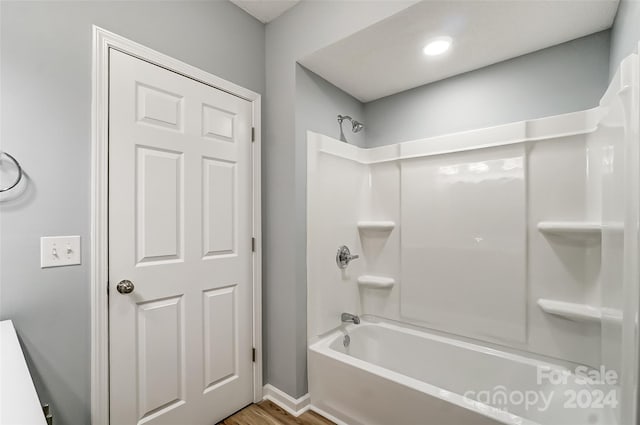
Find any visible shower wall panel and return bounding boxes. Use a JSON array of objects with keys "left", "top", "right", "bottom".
[
  {"left": 400, "top": 145, "right": 527, "bottom": 343},
  {"left": 307, "top": 52, "right": 639, "bottom": 376}
]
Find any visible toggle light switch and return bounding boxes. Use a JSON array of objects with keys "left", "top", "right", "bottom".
[{"left": 40, "top": 236, "right": 81, "bottom": 268}]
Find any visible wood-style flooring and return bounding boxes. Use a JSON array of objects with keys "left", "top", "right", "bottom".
[{"left": 218, "top": 400, "right": 335, "bottom": 425}]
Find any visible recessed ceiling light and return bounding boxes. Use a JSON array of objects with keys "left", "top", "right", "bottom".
[{"left": 423, "top": 37, "right": 452, "bottom": 56}]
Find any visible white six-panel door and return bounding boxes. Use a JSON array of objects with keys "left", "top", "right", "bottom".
[{"left": 108, "top": 49, "right": 254, "bottom": 425}]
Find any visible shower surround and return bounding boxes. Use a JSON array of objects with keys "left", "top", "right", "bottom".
[{"left": 306, "top": 52, "right": 639, "bottom": 425}]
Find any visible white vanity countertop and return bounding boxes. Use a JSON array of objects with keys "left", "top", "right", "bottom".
[{"left": 0, "top": 320, "right": 47, "bottom": 425}]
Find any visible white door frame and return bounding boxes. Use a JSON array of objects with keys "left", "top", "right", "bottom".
[{"left": 90, "top": 26, "right": 262, "bottom": 425}]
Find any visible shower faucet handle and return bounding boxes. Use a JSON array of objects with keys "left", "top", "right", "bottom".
[{"left": 336, "top": 245, "right": 359, "bottom": 269}]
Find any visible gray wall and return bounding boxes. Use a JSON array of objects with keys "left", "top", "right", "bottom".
[
  {"left": 0, "top": 2, "right": 264, "bottom": 424},
  {"left": 297, "top": 66, "right": 365, "bottom": 148},
  {"left": 363, "top": 31, "right": 611, "bottom": 147},
  {"left": 264, "top": 1, "right": 412, "bottom": 397},
  {"left": 610, "top": 0, "right": 640, "bottom": 76},
  {"left": 290, "top": 64, "right": 364, "bottom": 391}
]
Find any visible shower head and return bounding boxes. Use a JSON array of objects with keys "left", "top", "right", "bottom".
[{"left": 338, "top": 115, "right": 364, "bottom": 134}]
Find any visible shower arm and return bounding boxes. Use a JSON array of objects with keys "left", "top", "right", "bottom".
[
  {"left": 337, "top": 115, "right": 352, "bottom": 124},
  {"left": 337, "top": 114, "right": 364, "bottom": 133}
]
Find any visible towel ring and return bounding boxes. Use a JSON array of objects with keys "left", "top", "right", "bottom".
[{"left": 0, "top": 151, "right": 23, "bottom": 193}]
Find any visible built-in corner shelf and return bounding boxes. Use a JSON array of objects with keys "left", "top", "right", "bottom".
[
  {"left": 537, "top": 299, "right": 602, "bottom": 324},
  {"left": 357, "top": 221, "right": 395, "bottom": 233},
  {"left": 357, "top": 275, "right": 395, "bottom": 289},
  {"left": 537, "top": 221, "right": 602, "bottom": 240}
]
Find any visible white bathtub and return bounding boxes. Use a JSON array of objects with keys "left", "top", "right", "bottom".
[{"left": 308, "top": 319, "right": 617, "bottom": 425}]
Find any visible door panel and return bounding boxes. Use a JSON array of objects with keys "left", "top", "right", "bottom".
[
  {"left": 203, "top": 286, "right": 237, "bottom": 390},
  {"left": 136, "top": 147, "right": 183, "bottom": 264},
  {"left": 109, "top": 49, "right": 253, "bottom": 425},
  {"left": 136, "top": 83, "right": 184, "bottom": 131},
  {"left": 203, "top": 158, "right": 236, "bottom": 257},
  {"left": 202, "top": 104, "right": 235, "bottom": 140},
  {"left": 137, "top": 296, "right": 185, "bottom": 420}
]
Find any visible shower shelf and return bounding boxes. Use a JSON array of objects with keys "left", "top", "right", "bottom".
[
  {"left": 537, "top": 299, "right": 608, "bottom": 324},
  {"left": 357, "top": 275, "right": 395, "bottom": 289},
  {"left": 537, "top": 221, "right": 602, "bottom": 240},
  {"left": 357, "top": 221, "right": 395, "bottom": 232},
  {"left": 538, "top": 299, "right": 623, "bottom": 325}
]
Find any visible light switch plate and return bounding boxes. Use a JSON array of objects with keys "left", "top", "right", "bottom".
[{"left": 41, "top": 236, "right": 81, "bottom": 268}]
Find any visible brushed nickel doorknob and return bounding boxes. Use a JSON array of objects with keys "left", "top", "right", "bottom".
[{"left": 116, "top": 280, "right": 135, "bottom": 294}]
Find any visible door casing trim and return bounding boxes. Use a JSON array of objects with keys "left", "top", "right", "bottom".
[{"left": 90, "top": 26, "right": 263, "bottom": 425}]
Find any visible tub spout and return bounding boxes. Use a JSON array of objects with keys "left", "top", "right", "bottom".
[{"left": 341, "top": 312, "right": 360, "bottom": 325}]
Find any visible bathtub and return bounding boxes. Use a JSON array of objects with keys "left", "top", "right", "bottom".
[{"left": 308, "top": 319, "right": 617, "bottom": 425}]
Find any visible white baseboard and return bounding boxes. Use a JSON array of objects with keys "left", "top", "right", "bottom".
[
  {"left": 309, "top": 405, "right": 351, "bottom": 425},
  {"left": 262, "top": 384, "right": 310, "bottom": 417}
]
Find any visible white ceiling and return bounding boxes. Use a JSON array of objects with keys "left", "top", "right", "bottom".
[
  {"left": 230, "top": 0, "right": 299, "bottom": 23},
  {"left": 299, "top": 0, "right": 619, "bottom": 102}
]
